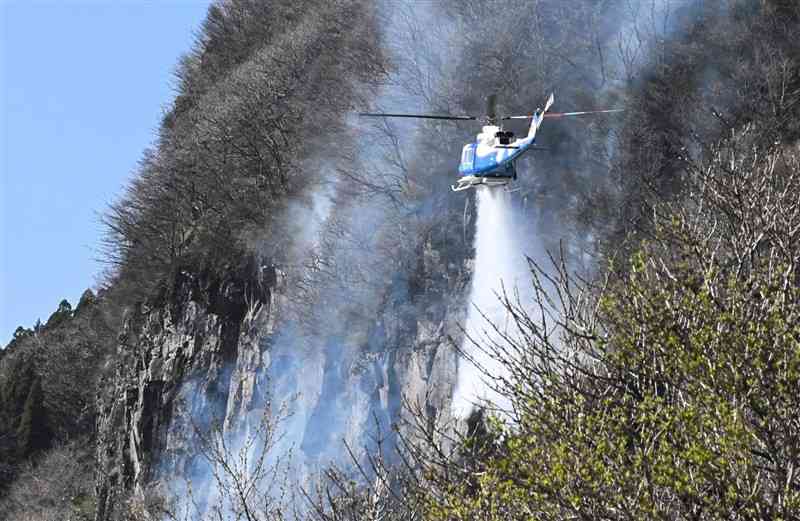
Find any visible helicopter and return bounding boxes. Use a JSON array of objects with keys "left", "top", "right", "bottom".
[{"left": 359, "top": 93, "right": 623, "bottom": 192}]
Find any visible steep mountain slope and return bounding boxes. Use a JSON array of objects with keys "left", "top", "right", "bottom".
[
  {"left": 91, "top": 0, "right": 470, "bottom": 518},
  {"left": 0, "top": 291, "right": 115, "bottom": 516},
  {"left": 2, "top": 1, "right": 799, "bottom": 519}
]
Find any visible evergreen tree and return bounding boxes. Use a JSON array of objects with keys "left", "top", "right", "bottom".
[
  {"left": 15, "top": 376, "right": 50, "bottom": 459},
  {"left": 45, "top": 299, "right": 72, "bottom": 329},
  {"left": 0, "top": 359, "right": 34, "bottom": 429}
]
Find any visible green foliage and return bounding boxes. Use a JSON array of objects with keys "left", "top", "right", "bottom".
[
  {"left": 15, "top": 376, "right": 50, "bottom": 459},
  {"left": 421, "top": 129, "right": 800, "bottom": 520},
  {"left": 0, "top": 357, "right": 34, "bottom": 487},
  {"left": 0, "top": 290, "right": 114, "bottom": 490},
  {"left": 0, "top": 357, "right": 34, "bottom": 426},
  {"left": 45, "top": 299, "right": 72, "bottom": 329},
  {"left": 12, "top": 327, "right": 32, "bottom": 341},
  {"left": 75, "top": 289, "right": 96, "bottom": 314}
]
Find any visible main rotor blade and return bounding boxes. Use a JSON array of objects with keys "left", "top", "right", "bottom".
[
  {"left": 486, "top": 94, "right": 498, "bottom": 124},
  {"left": 503, "top": 109, "right": 624, "bottom": 120},
  {"left": 358, "top": 112, "right": 476, "bottom": 121},
  {"left": 545, "top": 109, "right": 625, "bottom": 118}
]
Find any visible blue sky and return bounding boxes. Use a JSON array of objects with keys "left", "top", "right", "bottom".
[{"left": 1, "top": 1, "right": 211, "bottom": 346}]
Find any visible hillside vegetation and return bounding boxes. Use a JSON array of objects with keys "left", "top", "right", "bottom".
[
  {"left": 310, "top": 3, "right": 800, "bottom": 519},
  {"left": 101, "top": 0, "right": 387, "bottom": 305},
  {"left": 0, "top": 291, "right": 114, "bottom": 516},
  {"left": 413, "top": 126, "right": 800, "bottom": 521},
  {"left": 1, "top": 0, "right": 800, "bottom": 519},
  {"left": 3, "top": 0, "right": 386, "bottom": 517}
]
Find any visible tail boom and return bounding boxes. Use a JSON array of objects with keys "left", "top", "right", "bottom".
[{"left": 527, "top": 93, "right": 555, "bottom": 139}]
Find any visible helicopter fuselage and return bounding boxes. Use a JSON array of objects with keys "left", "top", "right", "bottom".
[
  {"left": 457, "top": 124, "right": 536, "bottom": 178},
  {"left": 354, "top": 92, "right": 619, "bottom": 193},
  {"left": 453, "top": 100, "right": 548, "bottom": 192},
  {"left": 452, "top": 94, "right": 553, "bottom": 192}
]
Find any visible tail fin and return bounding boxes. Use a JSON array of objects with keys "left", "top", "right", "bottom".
[
  {"left": 544, "top": 93, "right": 554, "bottom": 113},
  {"left": 527, "top": 93, "right": 555, "bottom": 139}
]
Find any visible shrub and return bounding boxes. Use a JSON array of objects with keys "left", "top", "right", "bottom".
[{"left": 422, "top": 129, "right": 800, "bottom": 520}]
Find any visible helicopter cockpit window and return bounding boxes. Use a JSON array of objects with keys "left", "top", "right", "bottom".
[
  {"left": 495, "top": 131, "right": 515, "bottom": 145},
  {"left": 461, "top": 144, "right": 475, "bottom": 169}
]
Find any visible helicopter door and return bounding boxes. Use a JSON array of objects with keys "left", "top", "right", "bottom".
[{"left": 459, "top": 144, "right": 476, "bottom": 173}]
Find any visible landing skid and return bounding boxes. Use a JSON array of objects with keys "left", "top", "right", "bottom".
[{"left": 451, "top": 176, "right": 513, "bottom": 192}]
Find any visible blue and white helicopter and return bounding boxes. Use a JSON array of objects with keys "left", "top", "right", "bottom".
[{"left": 360, "top": 94, "right": 622, "bottom": 191}]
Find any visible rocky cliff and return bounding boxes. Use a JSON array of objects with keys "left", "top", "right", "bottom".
[{"left": 94, "top": 238, "right": 469, "bottom": 518}]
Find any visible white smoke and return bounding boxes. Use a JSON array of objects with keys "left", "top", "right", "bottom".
[
  {"left": 163, "top": 4, "right": 460, "bottom": 517},
  {"left": 451, "top": 187, "right": 542, "bottom": 418}
]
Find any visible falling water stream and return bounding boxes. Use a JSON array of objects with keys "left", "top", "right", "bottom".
[{"left": 452, "top": 187, "right": 535, "bottom": 418}]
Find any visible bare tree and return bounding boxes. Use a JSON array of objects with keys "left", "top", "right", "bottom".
[
  {"left": 0, "top": 440, "right": 95, "bottom": 521},
  {"left": 158, "top": 404, "right": 296, "bottom": 521},
  {"left": 414, "top": 126, "right": 800, "bottom": 520}
]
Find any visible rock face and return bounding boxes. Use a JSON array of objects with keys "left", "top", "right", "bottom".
[
  {"left": 94, "top": 246, "right": 469, "bottom": 519},
  {"left": 93, "top": 261, "right": 273, "bottom": 519}
]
